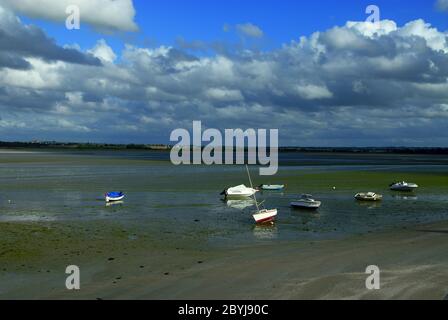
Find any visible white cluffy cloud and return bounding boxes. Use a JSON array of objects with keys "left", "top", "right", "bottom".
[
  {"left": 236, "top": 23, "right": 264, "bottom": 38},
  {"left": 0, "top": 0, "right": 138, "bottom": 32},
  {"left": 296, "top": 84, "right": 333, "bottom": 100},
  {"left": 88, "top": 39, "right": 117, "bottom": 63}
]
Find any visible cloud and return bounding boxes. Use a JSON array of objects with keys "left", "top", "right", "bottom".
[
  {"left": 0, "top": 0, "right": 138, "bottom": 32},
  {"left": 88, "top": 39, "right": 116, "bottom": 63},
  {"left": 0, "top": 6, "right": 101, "bottom": 68},
  {"left": 1, "top": 5, "right": 448, "bottom": 146},
  {"left": 295, "top": 84, "right": 333, "bottom": 100},
  {"left": 436, "top": 0, "right": 448, "bottom": 11},
  {"left": 222, "top": 23, "right": 231, "bottom": 32},
  {"left": 0, "top": 52, "right": 31, "bottom": 70},
  {"left": 205, "top": 88, "right": 244, "bottom": 102},
  {"left": 236, "top": 23, "right": 264, "bottom": 38}
]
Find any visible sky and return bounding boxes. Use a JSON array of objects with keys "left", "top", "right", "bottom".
[{"left": 0, "top": 0, "right": 448, "bottom": 146}]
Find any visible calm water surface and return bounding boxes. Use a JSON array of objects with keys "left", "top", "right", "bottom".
[{"left": 0, "top": 151, "right": 447, "bottom": 246}]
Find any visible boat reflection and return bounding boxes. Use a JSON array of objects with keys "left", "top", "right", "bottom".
[
  {"left": 260, "top": 190, "right": 285, "bottom": 196},
  {"left": 392, "top": 194, "right": 418, "bottom": 200},
  {"left": 225, "top": 199, "right": 256, "bottom": 210},
  {"left": 105, "top": 201, "right": 124, "bottom": 207},
  {"left": 356, "top": 201, "right": 382, "bottom": 209},
  {"left": 252, "top": 224, "right": 278, "bottom": 240}
]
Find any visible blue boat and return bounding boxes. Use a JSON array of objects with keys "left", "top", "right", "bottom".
[{"left": 105, "top": 191, "right": 125, "bottom": 202}]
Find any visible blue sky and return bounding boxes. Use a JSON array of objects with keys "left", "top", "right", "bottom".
[
  {"left": 1, "top": 0, "right": 448, "bottom": 146},
  {"left": 22, "top": 0, "right": 448, "bottom": 55}
]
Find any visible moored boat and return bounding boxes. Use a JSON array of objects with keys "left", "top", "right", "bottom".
[
  {"left": 389, "top": 181, "right": 419, "bottom": 192},
  {"left": 105, "top": 191, "right": 125, "bottom": 202},
  {"left": 253, "top": 208, "right": 278, "bottom": 224},
  {"left": 290, "top": 194, "right": 321, "bottom": 210},
  {"left": 355, "top": 192, "right": 382, "bottom": 201},
  {"left": 259, "top": 184, "right": 285, "bottom": 191},
  {"left": 245, "top": 165, "right": 278, "bottom": 224},
  {"left": 221, "top": 184, "right": 258, "bottom": 198}
]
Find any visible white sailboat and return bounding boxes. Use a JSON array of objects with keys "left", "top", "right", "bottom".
[{"left": 245, "top": 165, "right": 278, "bottom": 224}]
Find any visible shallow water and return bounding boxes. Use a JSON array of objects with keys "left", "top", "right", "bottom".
[{"left": 0, "top": 151, "right": 447, "bottom": 247}]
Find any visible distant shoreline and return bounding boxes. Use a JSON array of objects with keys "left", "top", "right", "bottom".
[
  {"left": 0, "top": 141, "right": 448, "bottom": 155},
  {"left": 0, "top": 149, "right": 42, "bottom": 154}
]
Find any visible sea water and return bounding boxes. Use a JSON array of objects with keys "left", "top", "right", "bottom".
[{"left": 0, "top": 150, "right": 447, "bottom": 247}]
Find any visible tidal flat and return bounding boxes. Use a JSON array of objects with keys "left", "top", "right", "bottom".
[{"left": 0, "top": 150, "right": 447, "bottom": 299}]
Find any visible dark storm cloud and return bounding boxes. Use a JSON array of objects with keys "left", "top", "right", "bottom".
[
  {"left": 0, "top": 52, "right": 31, "bottom": 70},
  {"left": 82, "top": 93, "right": 104, "bottom": 103},
  {"left": 0, "top": 27, "right": 102, "bottom": 67},
  {"left": 0, "top": 7, "right": 101, "bottom": 68},
  {"left": 0, "top": 86, "right": 65, "bottom": 111}
]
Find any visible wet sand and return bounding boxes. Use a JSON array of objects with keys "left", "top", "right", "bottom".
[
  {"left": 1, "top": 220, "right": 447, "bottom": 300},
  {"left": 0, "top": 149, "right": 41, "bottom": 154}
]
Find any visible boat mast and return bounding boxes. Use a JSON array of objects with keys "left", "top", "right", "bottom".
[{"left": 245, "top": 164, "right": 260, "bottom": 211}]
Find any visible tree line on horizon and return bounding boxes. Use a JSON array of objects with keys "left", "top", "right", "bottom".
[{"left": 0, "top": 141, "right": 447, "bottom": 154}]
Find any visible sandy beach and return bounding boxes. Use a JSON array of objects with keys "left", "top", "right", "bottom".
[{"left": 1, "top": 219, "right": 447, "bottom": 300}]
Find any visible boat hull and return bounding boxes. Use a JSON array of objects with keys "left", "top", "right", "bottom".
[
  {"left": 106, "top": 195, "right": 125, "bottom": 202},
  {"left": 223, "top": 185, "right": 258, "bottom": 199},
  {"left": 355, "top": 194, "right": 382, "bottom": 201},
  {"left": 225, "top": 194, "right": 256, "bottom": 200},
  {"left": 261, "top": 185, "right": 284, "bottom": 191},
  {"left": 225, "top": 190, "right": 258, "bottom": 199},
  {"left": 390, "top": 185, "right": 418, "bottom": 192},
  {"left": 253, "top": 209, "right": 277, "bottom": 224},
  {"left": 290, "top": 201, "right": 321, "bottom": 209}
]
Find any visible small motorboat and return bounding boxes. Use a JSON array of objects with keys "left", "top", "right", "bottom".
[
  {"left": 355, "top": 192, "right": 382, "bottom": 201},
  {"left": 105, "top": 191, "right": 125, "bottom": 202},
  {"left": 220, "top": 184, "right": 258, "bottom": 199},
  {"left": 389, "top": 181, "right": 419, "bottom": 192},
  {"left": 259, "top": 184, "right": 285, "bottom": 191},
  {"left": 290, "top": 194, "right": 321, "bottom": 210},
  {"left": 253, "top": 208, "right": 278, "bottom": 224}
]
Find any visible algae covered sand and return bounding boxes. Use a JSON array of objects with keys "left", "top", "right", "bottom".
[
  {"left": 0, "top": 219, "right": 218, "bottom": 299},
  {"left": 1, "top": 219, "right": 448, "bottom": 299}
]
